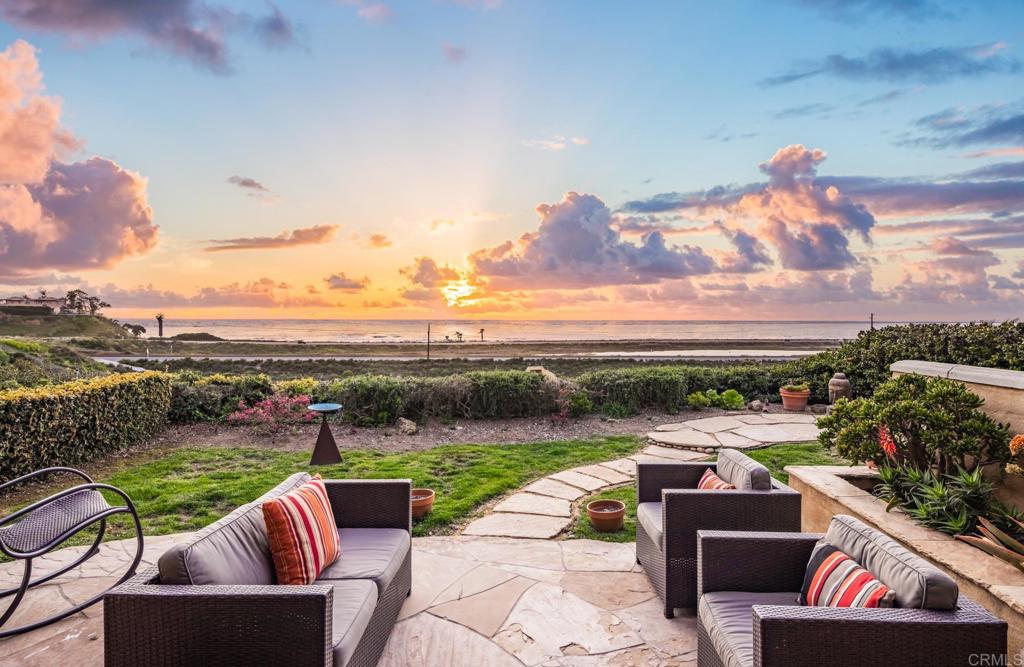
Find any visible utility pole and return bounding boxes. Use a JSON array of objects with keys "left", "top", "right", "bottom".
[
  {"left": 426, "top": 322, "right": 431, "bottom": 360},
  {"left": 870, "top": 313, "right": 875, "bottom": 331}
]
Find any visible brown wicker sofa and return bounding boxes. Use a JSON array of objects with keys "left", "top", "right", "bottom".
[
  {"left": 636, "top": 448, "right": 801, "bottom": 617},
  {"left": 696, "top": 515, "right": 1007, "bottom": 667},
  {"left": 104, "top": 473, "right": 411, "bottom": 667}
]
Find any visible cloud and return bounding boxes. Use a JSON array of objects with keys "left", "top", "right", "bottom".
[
  {"left": 789, "top": 0, "right": 951, "bottom": 21},
  {"left": 366, "top": 233, "right": 392, "bottom": 248},
  {"left": 227, "top": 175, "right": 269, "bottom": 192},
  {"left": 856, "top": 87, "right": 920, "bottom": 106},
  {"left": 704, "top": 126, "right": 759, "bottom": 143},
  {"left": 760, "top": 43, "right": 1019, "bottom": 87},
  {"left": 715, "top": 222, "right": 773, "bottom": 273},
  {"left": 521, "top": 135, "right": 589, "bottom": 151},
  {"left": 773, "top": 103, "right": 835, "bottom": 119},
  {"left": 0, "top": 1, "right": 297, "bottom": 73},
  {"left": 0, "top": 41, "right": 158, "bottom": 279},
  {"left": 343, "top": 1, "right": 394, "bottom": 23},
  {"left": 467, "top": 192, "right": 718, "bottom": 289},
  {"left": 324, "top": 272, "right": 369, "bottom": 291},
  {"left": 204, "top": 224, "right": 338, "bottom": 252},
  {"left": 903, "top": 105, "right": 1024, "bottom": 148},
  {"left": 95, "top": 278, "right": 334, "bottom": 308},
  {"left": 400, "top": 257, "right": 459, "bottom": 288},
  {"left": 442, "top": 42, "right": 467, "bottom": 64},
  {"left": 964, "top": 146, "right": 1024, "bottom": 159}
]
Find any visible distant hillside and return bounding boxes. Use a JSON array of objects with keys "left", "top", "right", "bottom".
[
  {"left": 0, "top": 309, "right": 130, "bottom": 338},
  {"left": 0, "top": 338, "right": 111, "bottom": 388}
]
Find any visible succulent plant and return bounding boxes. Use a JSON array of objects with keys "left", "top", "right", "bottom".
[{"left": 957, "top": 516, "right": 1024, "bottom": 573}]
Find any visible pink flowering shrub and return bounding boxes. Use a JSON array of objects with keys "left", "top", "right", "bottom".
[{"left": 227, "top": 394, "right": 314, "bottom": 433}]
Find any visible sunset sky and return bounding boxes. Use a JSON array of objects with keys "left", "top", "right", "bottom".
[{"left": 1, "top": 0, "right": 1023, "bottom": 321}]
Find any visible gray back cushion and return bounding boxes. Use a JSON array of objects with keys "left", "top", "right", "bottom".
[
  {"left": 716, "top": 449, "right": 771, "bottom": 490},
  {"left": 824, "top": 515, "right": 958, "bottom": 610},
  {"left": 158, "top": 472, "right": 311, "bottom": 585}
]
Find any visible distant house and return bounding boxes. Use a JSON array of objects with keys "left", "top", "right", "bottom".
[{"left": 0, "top": 295, "right": 69, "bottom": 314}]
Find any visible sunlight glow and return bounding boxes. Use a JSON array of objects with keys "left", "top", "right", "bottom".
[{"left": 441, "top": 280, "right": 478, "bottom": 307}]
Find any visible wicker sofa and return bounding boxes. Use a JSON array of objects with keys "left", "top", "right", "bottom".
[
  {"left": 636, "top": 448, "right": 801, "bottom": 617},
  {"left": 104, "top": 473, "right": 411, "bottom": 667},
  {"left": 696, "top": 515, "right": 1007, "bottom": 667}
]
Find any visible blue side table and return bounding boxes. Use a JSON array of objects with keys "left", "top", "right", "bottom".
[{"left": 307, "top": 403, "right": 343, "bottom": 466}]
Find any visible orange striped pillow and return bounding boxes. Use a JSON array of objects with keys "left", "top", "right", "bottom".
[
  {"left": 697, "top": 468, "right": 735, "bottom": 490},
  {"left": 262, "top": 475, "right": 341, "bottom": 585}
]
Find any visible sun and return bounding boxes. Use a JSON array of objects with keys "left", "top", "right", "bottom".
[{"left": 441, "top": 280, "right": 478, "bottom": 307}]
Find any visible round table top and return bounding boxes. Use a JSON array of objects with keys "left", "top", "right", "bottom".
[{"left": 307, "top": 402, "right": 342, "bottom": 414}]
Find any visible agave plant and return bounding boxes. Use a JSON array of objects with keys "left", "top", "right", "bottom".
[{"left": 957, "top": 516, "right": 1024, "bottom": 573}]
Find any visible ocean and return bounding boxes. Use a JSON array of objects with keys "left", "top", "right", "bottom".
[{"left": 155, "top": 319, "right": 896, "bottom": 343}]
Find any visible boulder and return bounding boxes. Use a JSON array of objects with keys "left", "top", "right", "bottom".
[
  {"left": 397, "top": 417, "right": 419, "bottom": 435},
  {"left": 748, "top": 399, "right": 764, "bottom": 412}
]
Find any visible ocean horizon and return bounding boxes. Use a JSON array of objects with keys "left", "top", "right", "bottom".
[{"left": 149, "top": 318, "right": 927, "bottom": 343}]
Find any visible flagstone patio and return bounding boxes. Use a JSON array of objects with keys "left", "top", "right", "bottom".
[{"left": 647, "top": 412, "right": 820, "bottom": 452}]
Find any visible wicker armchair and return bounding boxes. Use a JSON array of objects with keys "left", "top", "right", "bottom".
[
  {"left": 696, "top": 524, "right": 1007, "bottom": 667},
  {"left": 104, "top": 474, "right": 411, "bottom": 667},
  {"left": 635, "top": 449, "right": 801, "bottom": 617}
]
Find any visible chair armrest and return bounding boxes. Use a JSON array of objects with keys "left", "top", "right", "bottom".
[
  {"left": 324, "top": 479, "right": 411, "bottom": 531},
  {"left": 637, "top": 462, "right": 712, "bottom": 503},
  {"left": 698, "top": 530, "right": 820, "bottom": 595},
  {"left": 752, "top": 599, "right": 1007, "bottom": 667},
  {"left": 662, "top": 488, "right": 802, "bottom": 559},
  {"left": 104, "top": 569, "right": 334, "bottom": 667}
]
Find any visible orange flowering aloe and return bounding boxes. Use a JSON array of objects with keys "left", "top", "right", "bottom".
[{"left": 1010, "top": 434, "right": 1024, "bottom": 457}]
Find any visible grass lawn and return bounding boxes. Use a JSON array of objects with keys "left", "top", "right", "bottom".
[
  {"left": 566, "top": 442, "right": 844, "bottom": 542},
  {"left": 2, "top": 436, "right": 643, "bottom": 548}
]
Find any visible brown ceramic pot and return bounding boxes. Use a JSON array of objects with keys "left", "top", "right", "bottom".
[
  {"left": 587, "top": 499, "right": 626, "bottom": 533},
  {"left": 411, "top": 488, "right": 435, "bottom": 519},
  {"left": 780, "top": 388, "right": 811, "bottom": 412}
]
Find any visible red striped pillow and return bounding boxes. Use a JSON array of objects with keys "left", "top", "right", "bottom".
[
  {"left": 263, "top": 475, "right": 341, "bottom": 585},
  {"left": 800, "top": 544, "right": 895, "bottom": 608},
  {"left": 697, "top": 468, "right": 735, "bottom": 490}
]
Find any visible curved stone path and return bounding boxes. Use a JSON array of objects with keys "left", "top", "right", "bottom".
[{"left": 1, "top": 411, "right": 820, "bottom": 667}]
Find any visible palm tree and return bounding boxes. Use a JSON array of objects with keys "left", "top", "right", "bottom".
[
  {"left": 455, "top": 331, "right": 463, "bottom": 342},
  {"left": 479, "top": 328, "right": 485, "bottom": 341},
  {"left": 155, "top": 313, "right": 165, "bottom": 338}
]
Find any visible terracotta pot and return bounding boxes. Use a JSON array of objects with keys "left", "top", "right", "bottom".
[
  {"left": 780, "top": 388, "right": 811, "bottom": 412},
  {"left": 587, "top": 499, "right": 626, "bottom": 533},
  {"left": 411, "top": 488, "right": 435, "bottom": 519}
]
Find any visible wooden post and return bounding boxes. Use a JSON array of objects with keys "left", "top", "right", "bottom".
[
  {"left": 426, "top": 322, "right": 431, "bottom": 360},
  {"left": 870, "top": 312, "right": 875, "bottom": 331}
]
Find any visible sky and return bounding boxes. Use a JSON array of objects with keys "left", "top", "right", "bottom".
[{"left": 0, "top": 0, "right": 1023, "bottom": 321}]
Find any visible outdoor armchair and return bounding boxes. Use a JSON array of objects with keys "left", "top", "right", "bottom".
[
  {"left": 104, "top": 474, "right": 412, "bottom": 667},
  {"left": 696, "top": 517, "right": 1007, "bottom": 667},
  {"left": 635, "top": 448, "right": 801, "bottom": 617}
]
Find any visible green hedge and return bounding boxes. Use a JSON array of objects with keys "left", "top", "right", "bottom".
[{"left": 0, "top": 372, "right": 171, "bottom": 480}]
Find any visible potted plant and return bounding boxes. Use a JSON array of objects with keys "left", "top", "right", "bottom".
[
  {"left": 586, "top": 499, "right": 625, "bottom": 532},
  {"left": 411, "top": 488, "right": 435, "bottom": 519},
  {"left": 779, "top": 382, "right": 811, "bottom": 412}
]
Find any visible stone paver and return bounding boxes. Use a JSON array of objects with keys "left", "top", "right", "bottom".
[
  {"left": 648, "top": 411, "right": 820, "bottom": 451},
  {"left": 493, "top": 493, "right": 571, "bottom": 517},
  {"left": 572, "top": 464, "right": 631, "bottom": 485},
  {"left": 600, "top": 458, "right": 638, "bottom": 476},
  {"left": 463, "top": 513, "right": 570, "bottom": 539},
  {"left": 428, "top": 576, "right": 536, "bottom": 637},
  {"left": 522, "top": 477, "right": 587, "bottom": 501},
  {"left": 639, "top": 445, "right": 708, "bottom": 461},
  {"left": 548, "top": 470, "right": 606, "bottom": 492}
]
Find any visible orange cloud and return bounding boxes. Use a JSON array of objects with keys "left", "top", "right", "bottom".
[{"left": 204, "top": 224, "right": 338, "bottom": 252}]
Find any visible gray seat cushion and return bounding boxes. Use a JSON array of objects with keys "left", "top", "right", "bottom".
[
  {"left": 698, "top": 591, "right": 800, "bottom": 667},
  {"left": 317, "top": 528, "right": 410, "bottom": 595},
  {"left": 327, "top": 579, "right": 378, "bottom": 667},
  {"left": 158, "top": 472, "right": 311, "bottom": 585},
  {"left": 823, "top": 515, "right": 958, "bottom": 610},
  {"left": 637, "top": 502, "right": 663, "bottom": 549},
  {"left": 716, "top": 449, "right": 771, "bottom": 491}
]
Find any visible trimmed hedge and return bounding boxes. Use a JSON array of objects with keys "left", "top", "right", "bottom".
[
  {"left": 169, "top": 372, "right": 274, "bottom": 423},
  {"left": 0, "top": 372, "right": 171, "bottom": 480}
]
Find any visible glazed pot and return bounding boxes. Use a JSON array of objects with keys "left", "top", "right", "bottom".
[
  {"left": 780, "top": 388, "right": 811, "bottom": 412},
  {"left": 411, "top": 488, "right": 435, "bottom": 519},
  {"left": 587, "top": 499, "right": 626, "bottom": 533}
]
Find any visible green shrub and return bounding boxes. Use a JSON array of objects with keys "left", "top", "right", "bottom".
[
  {"left": 686, "top": 391, "right": 711, "bottom": 409},
  {"left": 0, "top": 372, "right": 170, "bottom": 479},
  {"left": 275, "top": 377, "right": 320, "bottom": 398},
  {"left": 0, "top": 338, "right": 47, "bottom": 354},
  {"left": 461, "top": 371, "right": 558, "bottom": 419},
  {"left": 717, "top": 388, "right": 746, "bottom": 409},
  {"left": 600, "top": 400, "right": 633, "bottom": 419},
  {"left": 818, "top": 374, "right": 1011, "bottom": 474},
  {"left": 322, "top": 375, "right": 408, "bottom": 426},
  {"left": 567, "top": 390, "right": 594, "bottom": 417},
  {"left": 168, "top": 372, "right": 275, "bottom": 423}
]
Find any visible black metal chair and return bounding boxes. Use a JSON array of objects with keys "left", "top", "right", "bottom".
[{"left": 0, "top": 467, "right": 144, "bottom": 638}]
